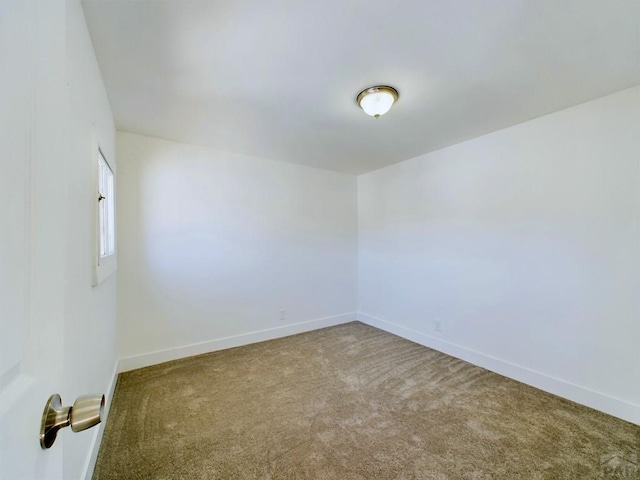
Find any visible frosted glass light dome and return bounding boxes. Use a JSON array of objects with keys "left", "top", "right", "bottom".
[{"left": 356, "top": 86, "right": 399, "bottom": 118}]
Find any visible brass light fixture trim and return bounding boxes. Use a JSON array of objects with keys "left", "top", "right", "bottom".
[{"left": 356, "top": 85, "right": 399, "bottom": 118}]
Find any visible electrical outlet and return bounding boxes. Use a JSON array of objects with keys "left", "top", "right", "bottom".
[
  {"left": 280, "top": 309, "right": 286, "bottom": 322},
  {"left": 434, "top": 320, "right": 443, "bottom": 332}
]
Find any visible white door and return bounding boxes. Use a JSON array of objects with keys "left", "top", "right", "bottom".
[{"left": 1, "top": 0, "right": 68, "bottom": 478}]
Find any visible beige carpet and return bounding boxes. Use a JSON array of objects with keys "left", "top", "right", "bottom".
[{"left": 93, "top": 322, "right": 639, "bottom": 479}]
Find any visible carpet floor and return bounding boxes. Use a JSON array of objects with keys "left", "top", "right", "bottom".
[{"left": 93, "top": 322, "right": 639, "bottom": 479}]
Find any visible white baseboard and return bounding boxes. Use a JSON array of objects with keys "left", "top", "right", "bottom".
[
  {"left": 82, "top": 362, "right": 119, "bottom": 480},
  {"left": 357, "top": 312, "right": 640, "bottom": 426},
  {"left": 118, "top": 313, "right": 357, "bottom": 373}
]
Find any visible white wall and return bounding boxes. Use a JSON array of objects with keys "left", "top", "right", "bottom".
[
  {"left": 358, "top": 86, "right": 640, "bottom": 424},
  {"left": 63, "top": 1, "right": 118, "bottom": 478},
  {"left": 117, "top": 133, "right": 357, "bottom": 366}
]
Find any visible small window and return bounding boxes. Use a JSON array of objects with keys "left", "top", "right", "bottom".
[
  {"left": 98, "top": 149, "right": 115, "bottom": 260},
  {"left": 94, "top": 148, "right": 116, "bottom": 286}
]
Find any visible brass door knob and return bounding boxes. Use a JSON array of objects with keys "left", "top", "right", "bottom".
[{"left": 40, "top": 393, "right": 105, "bottom": 449}]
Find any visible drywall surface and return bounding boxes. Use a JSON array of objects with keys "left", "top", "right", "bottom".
[
  {"left": 63, "top": 1, "right": 118, "bottom": 478},
  {"left": 117, "top": 132, "right": 357, "bottom": 360},
  {"left": 358, "top": 86, "right": 640, "bottom": 422}
]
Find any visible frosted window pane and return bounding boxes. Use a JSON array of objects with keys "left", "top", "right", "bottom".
[{"left": 98, "top": 150, "right": 115, "bottom": 259}]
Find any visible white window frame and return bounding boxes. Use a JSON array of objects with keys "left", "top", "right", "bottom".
[{"left": 94, "top": 147, "right": 117, "bottom": 285}]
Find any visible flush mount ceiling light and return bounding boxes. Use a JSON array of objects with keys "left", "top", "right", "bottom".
[{"left": 356, "top": 85, "right": 399, "bottom": 118}]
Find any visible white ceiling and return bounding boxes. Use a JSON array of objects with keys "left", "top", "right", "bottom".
[{"left": 82, "top": 0, "right": 639, "bottom": 174}]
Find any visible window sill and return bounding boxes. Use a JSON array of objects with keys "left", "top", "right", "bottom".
[{"left": 93, "top": 254, "right": 117, "bottom": 286}]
